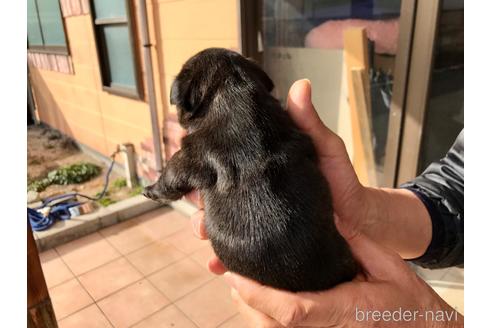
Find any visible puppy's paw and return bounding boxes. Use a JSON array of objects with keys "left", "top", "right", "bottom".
[{"left": 142, "top": 185, "right": 183, "bottom": 204}]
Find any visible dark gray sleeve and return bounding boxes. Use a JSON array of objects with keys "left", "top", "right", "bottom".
[{"left": 400, "top": 130, "right": 464, "bottom": 269}]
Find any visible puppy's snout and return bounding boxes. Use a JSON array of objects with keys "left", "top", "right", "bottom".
[{"left": 142, "top": 185, "right": 160, "bottom": 201}]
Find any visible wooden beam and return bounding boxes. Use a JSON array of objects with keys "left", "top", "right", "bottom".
[
  {"left": 28, "top": 223, "right": 57, "bottom": 328},
  {"left": 343, "top": 27, "right": 377, "bottom": 186},
  {"left": 351, "top": 68, "right": 377, "bottom": 186}
]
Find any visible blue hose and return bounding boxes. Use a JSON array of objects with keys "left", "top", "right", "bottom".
[{"left": 28, "top": 150, "right": 118, "bottom": 231}]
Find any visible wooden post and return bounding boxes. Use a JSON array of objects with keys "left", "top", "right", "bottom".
[
  {"left": 343, "top": 28, "right": 377, "bottom": 186},
  {"left": 351, "top": 68, "right": 377, "bottom": 186},
  {"left": 27, "top": 222, "right": 57, "bottom": 328}
]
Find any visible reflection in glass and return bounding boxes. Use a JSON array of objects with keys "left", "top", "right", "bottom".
[
  {"left": 418, "top": 0, "right": 463, "bottom": 172},
  {"left": 260, "top": 0, "right": 401, "bottom": 186}
]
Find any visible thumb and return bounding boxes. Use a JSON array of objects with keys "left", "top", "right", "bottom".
[
  {"left": 286, "top": 79, "right": 345, "bottom": 161},
  {"left": 286, "top": 79, "right": 320, "bottom": 132},
  {"left": 345, "top": 232, "right": 406, "bottom": 280}
]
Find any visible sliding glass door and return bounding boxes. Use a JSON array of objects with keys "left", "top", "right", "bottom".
[{"left": 240, "top": 0, "right": 463, "bottom": 187}]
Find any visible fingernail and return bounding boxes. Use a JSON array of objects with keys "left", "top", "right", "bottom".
[
  {"left": 300, "top": 78, "right": 311, "bottom": 85},
  {"left": 334, "top": 214, "right": 341, "bottom": 226},
  {"left": 292, "top": 78, "right": 310, "bottom": 89},
  {"left": 191, "top": 218, "right": 200, "bottom": 238},
  {"left": 223, "top": 272, "right": 236, "bottom": 288}
]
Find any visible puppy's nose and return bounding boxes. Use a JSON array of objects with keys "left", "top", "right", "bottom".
[{"left": 142, "top": 186, "right": 159, "bottom": 201}]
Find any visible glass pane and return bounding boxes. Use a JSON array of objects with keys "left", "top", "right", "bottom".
[
  {"left": 27, "top": 0, "right": 43, "bottom": 46},
  {"left": 101, "top": 25, "right": 137, "bottom": 90},
  {"left": 418, "top": 0, "right": 463, "bottom": 172},
  {"left": 261, "top": 0, "right": 402, "bottom": 186},
  {"left": 93, "top": 0, "right": 127, "bottom": 19},
  {"left": 37, "top": 0, "right": 66, "bottom": 46}
]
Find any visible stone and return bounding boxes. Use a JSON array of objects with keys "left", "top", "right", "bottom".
[{"left": 28, "top": 190, "right": 40, "bottom": 203}]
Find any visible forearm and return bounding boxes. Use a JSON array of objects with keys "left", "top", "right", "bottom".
[{"left": 360, "top": 187, "right": 432, "bottom": 259}]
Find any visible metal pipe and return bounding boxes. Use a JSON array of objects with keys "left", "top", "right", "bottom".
[{"left": 137, "top": 0, "right": 164, "bottom": 172}]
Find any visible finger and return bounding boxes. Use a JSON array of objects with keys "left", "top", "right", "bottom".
[
  {"left": 286, "top": 79, "right": 348, "bottom": 163},
  {"left": 333, "top": 214, "right": 358, "bottom": 240},
  {"left": 196, "top": 190, "right": 205, "bottom": 208},
  {"left": 286, "top": 80, "right": 361, "bottom": 209},
  {"left": 345, "top": 231, "right": 407, "bottom": 280},
  {"left": 190, "top": 209, "right": 208, "bottom": 239},
  {"left": 224, "top": 272, "right": 313, "bottom": 327},
  {"left": 225, "top": 272, "right": 359, "bottom": 327},
  {"left": 185, "top": 190, "right": 205, "bottom": 208},
  {"left": 207, "top": 256, "right": 227, "bottom": 275},
  {"left": 231, "top": 288, "right": 284, "bottom": 328}
]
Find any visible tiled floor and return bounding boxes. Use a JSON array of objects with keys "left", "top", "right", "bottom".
[
  {"left": 39, "top": 208, "right": 247, "bottom": 328},
  {"left": 39, "top": 207, "right": 464, "bottom": 327},
  {"left": 412, "top": 264, "right": 464, "bottom": 315}
]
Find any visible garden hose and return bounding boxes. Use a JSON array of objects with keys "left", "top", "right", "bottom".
[{"left": 28, "top": 148, "right": 121, "bottom": 231}]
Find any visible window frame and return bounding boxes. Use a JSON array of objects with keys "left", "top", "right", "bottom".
[
  {"left": 396, "top": 0, "right": 441, "bottom": 185},
  {"left": 28, "top": 0, "right": 69, "bottom": 55},
  {"left": 89, "top": 0, "right": 143, "bottom": 100},
  {"left": 240, "top": 0, "right": 438, "bottom": 188}
]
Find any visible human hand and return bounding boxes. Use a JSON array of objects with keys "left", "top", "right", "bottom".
[
  {"left": 284, "top": 79, "right": 370, "bottom": 237},
  {"left": 188, "top": 190, "right": 226, "bottom": 274},
  {"left": 272, "top": 79, "right": 431, "bottom": 258},
  {"left": 222, "top": 225, "right": 463, "bottom": 328}
]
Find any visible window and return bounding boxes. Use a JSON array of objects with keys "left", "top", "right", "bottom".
[
  {"left": 90, "top": 0, "right": 141, "bottom": 98},
  {"left": 27, "top": 0, "right": 68, "bottom": 53},
  {"left": 248, "top": 0, "right": 403, "bottom": 187}
]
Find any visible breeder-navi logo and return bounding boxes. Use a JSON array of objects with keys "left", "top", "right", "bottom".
[{"left": 355, "top": 306, "right": 459, "bottom": 322}]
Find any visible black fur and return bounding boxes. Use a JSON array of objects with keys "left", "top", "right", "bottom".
[{"left": 143, "top": 48, "right": 358, "bottom": 292}]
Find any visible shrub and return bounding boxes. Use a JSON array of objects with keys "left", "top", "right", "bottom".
[
  {"left": 130, "top": 185, "right": 143, "bottom": 197},
  {"left": 112, "top": 178, "right": 127, "bottom": 189},
  {"left": 98, "top": 196, "right": 116, "bottom": 207},
  {"left": 28, "top": 162, "right": 101, "bottom": 192}
]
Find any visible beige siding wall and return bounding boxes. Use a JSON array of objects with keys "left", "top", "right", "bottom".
[
  {"left": 152, "top": 0, "right": 240, "bottom": 157},
  {"left": 30, "top": 0, "right": 240, "bottom": 181}
]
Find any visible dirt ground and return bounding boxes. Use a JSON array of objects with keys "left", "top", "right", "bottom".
[{"left": 27, "top": 125, "right": 140, "bottom": 206}]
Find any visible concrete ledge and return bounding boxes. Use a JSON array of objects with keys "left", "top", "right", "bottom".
[
  {"left": 76, "top": 141, "right": 126, "bottom": 177},
  {"left": 169, "top": 199, "right": 199, "bottom": 217},
  {"left": 34, "top": 195, "right": 164, "bottom": 252}
]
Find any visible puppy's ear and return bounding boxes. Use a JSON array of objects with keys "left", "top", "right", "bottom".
[
  {"left": 170, "top": 79, "right": 179, "bottom": 105},
  {"left": 241, "top": 58, "right": 274, "bottom": 93},
  {"left": 170, "top": 77, "right": 204, "bottom": 116}
]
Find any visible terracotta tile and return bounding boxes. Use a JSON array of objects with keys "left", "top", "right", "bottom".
[
  {"left": 431, "top": 285, "right": 464, "bottom": 315},
  {"left": 442, "top": 268, "right": 464, "bottom": 284},
  {"left": 218, "top": 314, "right": 248, "bottom": 328},
  {"left": 136, "top": 208, "right": 190, "bottom": 240},
  {"left": 56, "top": 233, "right": 120, "bottom": 275},
  {"left": 39, "top": 248, "right": 57, "bottom": 262},
  {"left": 190, "top": 244, "right": 216, "bottom": 270},
  {"left": 176, "top": 279, "right": 237, "bottom": 328},
  {"left": 148, "top": 258, "right": 214, "bottom": 301},
  {"left": 50, "top": 279, "right": 93, "bottom": 320},
  {"left": 58, "top": 304, "right": 112, "bottom": 328},
  {"left": 97, "top": 279, "right": 169, "bottom": 328},
  {"left": 132, "top": 305, "right": 197, "bottom": 328},
  {"left": 39, "top": 249, "right": 74, "bottom": 288},
  {"left": 99, "top": 219, "right": 156, "bottom": 254},
  {"left": 409, "top": 263, "right": 449, "bottom": 282},
  {"left": 126, "top": 240, "right": 186, "bottom": 276},
  {"left": 78, "top": 257, "right": 143, "bottom": 300},
  {"left": 164, "top": 226, "right": 208, "bottom": 255}
]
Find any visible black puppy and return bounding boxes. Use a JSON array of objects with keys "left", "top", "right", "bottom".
[{"left": 143, "top": 48, "right": 358, "bottom": 292}]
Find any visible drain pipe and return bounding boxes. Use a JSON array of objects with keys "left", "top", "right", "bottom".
[{"left": 137, "top": 0, "right": 164, "bottom": 173}]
